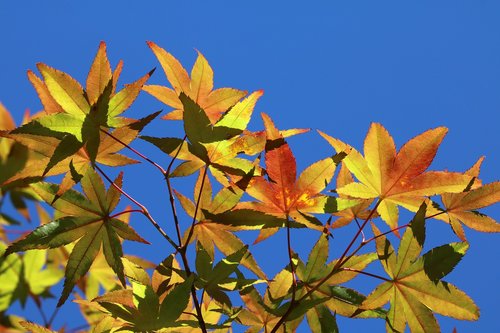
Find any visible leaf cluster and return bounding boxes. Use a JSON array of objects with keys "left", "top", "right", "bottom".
[{"left": 0, "top": 42, "right": 499, "bottom": 333}]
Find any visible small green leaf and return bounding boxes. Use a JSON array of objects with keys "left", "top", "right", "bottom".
[
  {"left": 306, "top": 304, "right": 339, "bottom": 333},
  {"left": 158, "top": 275, "right": 194, "bottom": 326}
]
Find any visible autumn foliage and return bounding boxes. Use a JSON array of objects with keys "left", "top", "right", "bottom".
[{"left": 0, "top": 42, "right": 499, "bottom": 332}]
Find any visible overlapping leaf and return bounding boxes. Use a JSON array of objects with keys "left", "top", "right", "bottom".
[
  {"left": 295, "top": 235, "right": 383, "bottom": 320},
  {"left": 320, "top": 123, "right": 472, "bottom": 231},
  {"left": 4, "top": 111, "right": 160, "bottom": 196},
  {"left": 175, "top": 168, "right": 266, "bottom": 279},
  {"left": 0, "top": 105, "right": 42, "bottom": 226},
  {"left": 4, "top": 168, "right": 148, "bottom": 306},
  {"left": 430, "top": 158, "right": 500, "bottom": 240},
  {"left": 8, "top": 42, "right": 153, "bottom": 178},
  {"left": 142, "top": 91, "right": 265, "bottom": 180},
  {"left": 144, "top": 42, "right": 247, "bottom": 123},
  {"left": 330, "top": 163, "right": 377, "bottom": 229},
  {"left": 361, "top": 203, "right": 478, "bottom": 332},
  {"left": 237, "top": 271, "right": 303, "bottom": 333},
  {"left": 195, "top": 243, "right": 264, "bottom": 309},
  {"left": 234, "top": 114, "right": 356, "bottom": 241}
]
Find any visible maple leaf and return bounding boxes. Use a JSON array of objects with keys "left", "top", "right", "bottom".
[
  {"left": 0, "top": 104, "right": 42, "bottom": 226},
  {"left": 361, "top": 203, "right": 478, "bottom": 332},
  {"left": 238, "top": 271, "right": 304, "bottom": 333},
  {"left": 294, "top": 235, "right": 383, "bottom": 321},
  {"left": 93, "top": 276, "right": 195, "bottom": 331},
  {"left": 144, "top": 42, "right": 247, "bottom": 123},
  {"left": 4, "top": 168, "right": 148, "bottom": 306},
  {"left": 235, "top": 113, "right": 356, "bottom": 241},
  {"left": 319, "top": 123, "right": 472, "bottom": 232},
  {"left": 330, "top": 163, "right": 377, "bottom": 229},
  {"left": 142, "top": 91, "right": 267, "bottom": 181},
  {"left": 9, "top": 42, "right": 153, "bottom": 176},
  {"left": 4, "top": 111, "right": 160, "bottom": 196},
  {"left": 174, "top": 168, "right": 266, "bottom": 279},
  {"left": 0, "top": 242, "right": 22, "bottom": 311},
  {"left": 390, "top": 157, "right": 500, "bottom": 241},
  {"left": 430, "top": 157, "right": 500, "bottom": 241}
]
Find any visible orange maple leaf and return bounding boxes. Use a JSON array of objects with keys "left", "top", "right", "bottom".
[
  {"left": 319, "top": 123, "right": 472, "bottom": 232},
  {"left": 427, "top": 157, "right": 500, "bottom": 240},
  {"left": 144, "top": 42, "right": 247, "bottom": 123},
  {"left": 238, "top": 114, "right": 353, "bottom": 241}
]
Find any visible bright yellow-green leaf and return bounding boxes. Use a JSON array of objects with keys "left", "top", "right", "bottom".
[
  {"left": 363, "top": 204, "right": 478, "bottom": 332},
  {"left": 37, "top": 63, "right": 90, "bottom": 116}
]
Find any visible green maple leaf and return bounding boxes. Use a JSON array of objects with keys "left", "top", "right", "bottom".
[
  {"left": 4, "top": 111, "right": 160, "bottom": 196},
  {"left": 294, "top": 234, "right": 383, "bottom": 322},
  {"left": 10, "top": 42, "right": 153, "bottom": 176},
  {"left": 93, "top": 276, "right": 194, "bottom": 331},
  {"left": 361, "top": 203, "right": 479, "bottom": 332},
  {"left": 4, "top": 168, "right": 148, "bottom": 306}
]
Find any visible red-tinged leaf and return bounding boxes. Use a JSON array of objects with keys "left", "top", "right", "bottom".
[
  {"left": 37, "top": 63, "right": 90, "bottom": 116},
  {"left": 446, "top": 182, "right": 500, "bottom": 211},
  {"left": 204, "top": 87, "right": 248, "bottom": 121},
  {"left": 422, "top": 159, "right": 500, "bottom": 239},
  {"left": 262, "top": 113, "right": 296, "bottom": 197},
  {"left": 239, "top": 115, "right": 342, "bottom": 232},
  {"left": 391, "top": 127, "right": 447, "bottom": 184},
  {"left": 86, "top": 41, "right": 112, "bottom": 105},
  {"left": 320, "top": 124, "right": 472, "bottom": 229}
]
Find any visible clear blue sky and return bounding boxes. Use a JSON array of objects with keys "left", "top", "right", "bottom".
[{"left": 1, "top": 1, "right": 499, "bottom": 332}]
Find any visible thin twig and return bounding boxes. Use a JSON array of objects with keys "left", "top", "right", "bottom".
[
  {"left": 270, "top": 215, "right": 297, "bottom": 333},
  {"left": 47, "top": 306, "right": 60, "bottom": 328},
  {"left": 341, "top": 267, "right": 392, "bottom": 282},
  {"left": 271, "top": 199, "right": 382, "bottom": 330},
  {"left": 100, "top": 128, "right": 166, "bottom": 174},
  {"left": 34, "top": 298, "right": 48, "bottom": 327},
  {"left": 184, "top": 165, "right": 209, "bottom": 247},
  {"left": 163, "top": 135, "right": 208, "bottom": 333},
  {"left": 164, "top": 135, "right": 187, "bottom": 247},
  {"left": 94, "top": 164, "right": 177, "bottom": 249},
  {"left": 354, "top": 217, "right": 366, "bottom": 242},
  {"left": 109, "top": 209, "right": 144, "bottom": 219}
]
